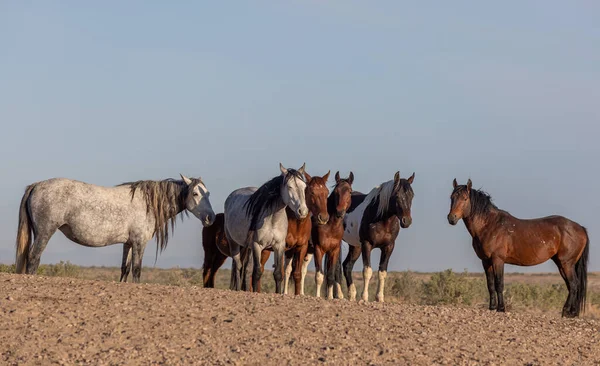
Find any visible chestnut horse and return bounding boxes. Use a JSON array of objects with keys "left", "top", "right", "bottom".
[
  {"left": 201, "top": 171, "right": 330, "bottom": 295},
  {"left": 310, "top": 171, "right": 354, "bottom": 299},
  {"left": 342, "top": 171, "right": 415, "bottom": 302},
  {"left": 258, "top": 171, "right": 331, "bottom": 295},
  {"left": 448, "top": 179, "right": 589, "bottom": 318}
]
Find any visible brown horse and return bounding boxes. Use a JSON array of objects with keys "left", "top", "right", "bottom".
[
  {"left": 201, "top": 213, "right": 228, "bottom": 288},
  {"left": 258, "top": 171, "right": 331, "bottom": 295},
  {"left": 311, "top": 171, "right": 354, "bottom": 299},
  {"left": 448, "top": 179, "right": 590, "bottom": 318},
  {"left": 201, "top": 171, "right": 330, "bottom": 295}
]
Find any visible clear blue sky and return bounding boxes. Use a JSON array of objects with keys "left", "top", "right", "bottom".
[{"left": 1, "top": 2, "right": 598, "bottom": 273}]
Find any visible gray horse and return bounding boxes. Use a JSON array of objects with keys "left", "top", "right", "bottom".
[
  {"left": 16, "top": 175, "right": 215, "bottom": 282},
  {"left": 224, "top": 163, "right": 308, "bottom": 294}
]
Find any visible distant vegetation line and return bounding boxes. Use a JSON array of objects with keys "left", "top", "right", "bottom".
[{"left": 1, "top": 261, "right": 599, "bottom": 319}]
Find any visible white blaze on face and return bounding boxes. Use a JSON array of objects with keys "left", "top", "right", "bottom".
[{"left": 189, "top": 181, "right": 215, "bottom": 226}]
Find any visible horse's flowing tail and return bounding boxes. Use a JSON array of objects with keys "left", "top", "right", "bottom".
[
  {"left": 16, "top": 184, "right": 36, "bottom": 274},
  {"left": 574, "top": 227, "right": 589, "bottom": 315}
]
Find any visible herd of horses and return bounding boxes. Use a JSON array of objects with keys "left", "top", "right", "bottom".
[{"left": 15, "top": 164, "right": 589, "bottom": 318}]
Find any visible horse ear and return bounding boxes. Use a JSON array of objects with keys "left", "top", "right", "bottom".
[
  {"left": 298, "top": 162, "right": 306, "bottom": 175},
  {"left": 323, "top": 170, "right": 331, "bottom": 182},
  {"left": 394, "top": 171, "right": 400, "bottom": 185},
  {"left": 180, "top": 174, "right": 192, "bottom": 185},
  {"left": 453, "top": 178, "right": 458, "bottom": 189},
  {"left": 279, "top": 163, "right": 288, "bottom": 176},
  {"left": 467, "top": 179, "right": 472, "bottom": 192},
  {"left": 335, "top": 171, "right": 341, "bottom": 183},
  {"left": 303, "top": 171, "right": 312, "bottom": 183},
  {"left": 348, "top": 172, "right": 354, "bottom": 185},
  {"left": 407, "top": 172, "right": 415, "bottom": 184}
]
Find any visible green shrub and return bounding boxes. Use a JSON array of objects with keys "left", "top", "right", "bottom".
[{"left": 422, "top": 269, "right": 487, "bottom": 306}]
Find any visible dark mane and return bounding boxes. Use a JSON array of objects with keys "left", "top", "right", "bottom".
[
  {"left": 118, "top": 178, "right": 200, "bottom": 257},
  {"left": 454, "top": 185, "right": 497, "bottom": 218},
  {"left": 244, "top": 169, "right": 304, "bottom": 231}
]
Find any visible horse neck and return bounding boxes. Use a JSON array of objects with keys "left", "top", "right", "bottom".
[{"left": 462, "top": 208, "right": 499, "bottom": 238}]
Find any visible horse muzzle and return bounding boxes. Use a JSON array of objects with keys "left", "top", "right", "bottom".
[
  {"left": 335, "top": 210, "right": 346, "bottom": 219},
  {"left": 203, "top": 213, "right": 216, "bottom": 227},
  {"left": 317, "top": 213, "right": 329, "bottom": 225},
  {"left": 447, "top": 214, "right": 458, "bottom": 226},
  {"left": 400, "top": 216, "right": 412, "bottom": 228}
]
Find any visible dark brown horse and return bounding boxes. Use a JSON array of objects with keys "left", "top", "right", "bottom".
[
  {"left": 258, "top": 171, "right": 331, "bottom": 295},
  {"left": 342, "top": 172, "right": 415, "bottom": 302},
  {"left": 448, "top": 179, "right": 590, "bottom": 318},
  {"left": 311, "top": 171, "right": 354, "bottom": 299},
  {"left": 201, "top": 213, "right": 228, "bottom": 288},
  {"left": 201, "top": 171, "right": 330, "bottom": 295}
]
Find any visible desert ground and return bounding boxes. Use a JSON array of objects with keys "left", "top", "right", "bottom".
[{"left": 1, "top": 267, "right": 600, "bottom": 365}]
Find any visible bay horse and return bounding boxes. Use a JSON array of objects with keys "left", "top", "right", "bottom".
[
  {"left": 257, "top": 171, "right": 331, "bottom": 295},
  {"left": 201, "top": 213, "right": 229, "bottom": 288},
  {"left": 224, "top": 163, "right": 309, "bottom": 293},
  {"left": 16, "top": 175, "right": 215, "bottom": 282},
  {"left": 342, "top": 171, "right": 415, "bottom": 302},
  {"left": 448, "top": 179, "right": 590, "bottom": 318},
  {"left": 310, "top": 171, "right": 354, "bottom": 299}
]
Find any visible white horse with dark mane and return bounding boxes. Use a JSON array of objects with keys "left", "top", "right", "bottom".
[
  {"left": 224, "top": 163, "right": 309, "bottom": 293},
  {"left": 15, "top": 175, "right": 215, "bottom": 282}
]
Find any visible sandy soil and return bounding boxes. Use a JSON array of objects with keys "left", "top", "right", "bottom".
[{"left": 1, "top": 273, "right": 599, "bottom": 365}]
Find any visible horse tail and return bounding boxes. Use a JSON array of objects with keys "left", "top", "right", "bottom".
[
  {"left": 16, "top": 184, "right": 36, "bottom": 274},
  {"left": 574, "top": 226, "right": 589, "bottom": 315}
]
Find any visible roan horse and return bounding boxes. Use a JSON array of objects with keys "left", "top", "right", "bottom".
[
  {"left": 16, "top": 175, "right": 215, "bottom": 282},
  {"left": 202, "top": 170, "right": 330, "bottom": 295},
  {"left": 309, "top": 171, "right": 354, "bottom": 299},
  {"left": 224, "top": 163, "right": 309, "bottom": 294},
  {"left": 342, "top": 171, "right": 415, "bottom": 302},
  {"left": 448, "top": 179, "right": 590, "bottom": 317}
]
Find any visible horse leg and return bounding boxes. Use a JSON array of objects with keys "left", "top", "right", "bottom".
[
  {"left": 283, "top": 251, "right": 293, "bottom": 295},
  {"left": 376, "top": 242, "right": 395, "bottom": 303},
  {"left": 272, "top": 243, "right": 286, "bottom": 294},
  {"left": 334, "top": 249, "right": 344, "bottom": 299},
  {"left": 120, "top": 243, "right": 132, "bottom": 282},
  {"left": 553, "top": 257, "right": 578, "bottom": 318},
  {"left": 228, "top": 240, "right": 242, "bottom": 291},
  {"left": 491, "top": 257, "right": 505, "bottom": 312},
  {"left": 256, "top": 250, "right": 270, "bottom": 293},
  {"left": 326, "top": 250, "right": 339, "bottom": 300},
  {"left": 361, "top": 241, "right": 374, "bottom": 302},
  {"left": 208, "top": 250, "right": 227, "bottom": 288},
  {"left": 343, "top": 245, "right": 362, "bottom": 301},
  {"left": 26, "top": 228, "right": 57, "bottom": 274},
  {"left": 300, "top": 252, "right": 313, "bottom": 296},
  {"left": 293, "top": 245, "right": 308, "bottom": 296},
  {"left": 482, "top": 259, "right": 497, "bottom": 310},
  {"left": 313, "top": 246, "right": 325, "bottom": 297},
  {"left": 131, "top": 242, "right": 148, "bottom": 283}
]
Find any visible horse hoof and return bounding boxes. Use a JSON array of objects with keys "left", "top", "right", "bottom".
[{"left": 496, "top": 307, "right": 506, "bottom": 313}]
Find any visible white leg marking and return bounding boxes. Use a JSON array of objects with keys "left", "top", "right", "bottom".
[
  {"left": 362, "top": 266, "right": 373, "bottom": 302},
  {"left": 327, "top": 284, "right": 334, "bottom": 300},
  {"left": 376, "top": 270, "right": 387, "bottom": 302},
  {"left": 283, "top": 256, "right": 292, "bottom": 295},
  {"left": 349, "top": 283, "right": 357, "bottom": 301},
  {"left": 301, "top": 253, "right": 312, "bottom": 296},
  {"left": 336, "top": 283, "right": 344, "bottom": 299},
  {"left": 315, "top": 271, "right": 324, "bottom": 298}
]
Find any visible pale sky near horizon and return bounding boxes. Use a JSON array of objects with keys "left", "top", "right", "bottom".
[{"left": 1, "top": 2, "right": 598, "bottom": 273}]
